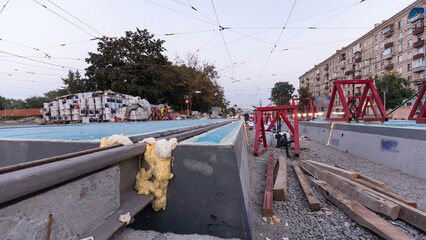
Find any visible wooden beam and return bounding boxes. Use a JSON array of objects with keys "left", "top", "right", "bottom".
[
  {"left": 292, "top": 161, "right": 320, "bottom": 211},
  {"left": 334, "top": 164, "right": 388, "bottom": 190},
  {"left": 300, "top": 161, "right": 400, "bottom": 220},
  {"left": 312, "top": 180, "right": 413, "bottom": 240},
  {"left": 273, "top": 156, "right": 287, "bottom": 201},
  {"left": 305, "top": 160, "right": 358, "bottom": 180},
  {"left": 263, "top": 152, "right": 275, "bottom": 216},
  {"left": 300, "top": 161, "right": 426, "bottom": 231},
  {"left": 352, "top": 178, "right": 417, "bottom": 208}
]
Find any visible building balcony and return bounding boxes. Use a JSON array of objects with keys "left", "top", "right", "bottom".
[
  {"left": 355, "top": 75, "right": 362, "bottom": 80},
  {"left": 345, "top": 70, "right": 352, "bottom": 75},
  {"left": 354, "top": 57, "right": 361, "bottom": 63},
  {"left": 413, "top": 26, "right": 424, "bottom": 35},
  {"left": 382, "top": 25, "right": 394, "bottom": 38},
  {"left": 383, "top": 53, "right": 393, "bottom": 60},
  {"left": 316, "top": 76, "right": 320, "bottom": 81},
  {"left": 324, "top": 64, "right": 329, "bottom": 70},
  {"left": 385, "top": 63, "right": 393, "bottom": 70},
  {"left": 339, "top": 54, "right": 346, "bottom": 61},
  {"left": 384, "top": 42, "right": 393, "bottom": 49},
  {"left": 412, "top": 65, "right": 425, "bottom": 73},
  {"left": 413, "top": 53, "right": 424, "bottom": 60},
  {"left": 413, "top": 39, "right": 424, "bottom": 48},
  {"left": 339, "top": 61, "right": 346, "bottom": 69}
]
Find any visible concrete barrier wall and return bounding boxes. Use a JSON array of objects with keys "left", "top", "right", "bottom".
[
  {"left": 0, "top": 139, "right": 98, "bottom": 168},
  {"left": 299, "top": 121, "right": 426, "bottom": 179},
  {"left": 0, "top": 165, "right": 120, "bottom": 240},
  {"left": 131, "top": 125, "right": 254, "bottom": 239}
]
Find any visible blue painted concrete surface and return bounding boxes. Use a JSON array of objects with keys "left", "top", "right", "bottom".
[
  {"left": 0, "top": 119, "right": 232, "bottom": 141},
  {"left": 183, "top": 120, "right": 242, "bottom": 145},
  {"left": 312, "top": 119, "right": 426, "bottom": 129}
]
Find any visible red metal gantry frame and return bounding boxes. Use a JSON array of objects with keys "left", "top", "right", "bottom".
[
  {"left": 326, "top": 79, "right": 388, "bottom": 122},
  {"left": 292, "top": 98, "right": 315, "bottom": 119},
  {"left": 253, "top": 105, "right": 299, "bottom": 157},
  {"left": 408, "top": 81, "right": 426, "bottom": 124}
]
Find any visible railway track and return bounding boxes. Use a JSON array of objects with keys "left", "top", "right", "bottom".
[{"left": 0, "top": 120, "right": 235, "bottom": 239}]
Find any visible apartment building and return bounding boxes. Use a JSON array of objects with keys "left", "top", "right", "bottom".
[{"left": 299, "top": 0, "right": 425, "bottom": 107}]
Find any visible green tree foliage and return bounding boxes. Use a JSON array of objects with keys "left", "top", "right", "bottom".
[
  {"left": 172, "top": 54, "right": 228, "bottom": 112},
  {"left": 375, "top": 73, "right": 414, "bottom": 110},
  {"left": 62, "top": 70, "right": 89, "bottom": 94},
  {"left": 297, "top": 86, "right": 314, "bottom": 112},
  {"left": 85, "top": 28, "right": 170, "bottom": 103},
  {"left": 269, "top": 81, "right": 295, "bottom": 105}
]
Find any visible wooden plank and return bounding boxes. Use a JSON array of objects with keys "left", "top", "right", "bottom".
[
  {"left": 300, "top": 161, "right": 400, "bottom": 220},
  {"left": 352, "top": 178, "right": 417, "bottom": 208},
  {"left": 300, "top": 160, "right": 426, "bottom": 231},
  {"left": 357, "top": 173, "right": 388, "bottom": 190},
  {"left": 263, "top": 152, "right": 275, "bottom": 216},
  {"left": 305, "top": 160, "right": 358, "bottom": 180},
  {"left": 334, "top": 164, "right": 388, "bottom": 190},
  {"left": 273, "top": 156, "right": 287, "bottom": 201},
  {"left": 312, "top": 180, "right": 413, "bottom": 240},
  {"left": 292, "top": 161, "right": 320, "bottom": 211}
]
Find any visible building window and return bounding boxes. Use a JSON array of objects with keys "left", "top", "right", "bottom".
[
  {"left": 369, "top": 38, "right": 373, "bottom": 45},
  {"left": 398, "top": 20, "right": 403, "bottom": 28},
  {"left": 381, "top": 62, "right": 385, "bottom": 68},
  {"left": 408, "top": 39, "right": 413, "bottom": 47},
  {"left": 398, "top": 67, "right": 403, "bottom": 73},
  {"left": 407, "top": 28, "right": 412, "bottom": 35},
  {"left": 408, "top": 63, "right": 412, "bottom": 71},
  {"left": 398, "top": 55, "right": 403, "bottom": 62},
  {"left": 398, "top": 44, "right": 402, "bottom": 52},
  {"left": 408, "top": 75, "right": 412, "bottom": 82},
  {"left": 420, "top": 48, "right": 424, "bottom": 54},
  {"left": 375, "top": 64, "right": 378, "bottom": 70},
  {"left": 375, "top": 55, "right": 379, "bottom": 61},
  {"left": 399, "top": 32, "right": 403, "bottom": 41},
  {"left": 375, "top": 44, "right": 378, "bottom": 51},
  {"left": 381, "top": 42, "right": 385, "bottom": 48},
  {"left": 420, "top": 73, "right": 424, "bottom": 80},
  {"left": 375, "top": 35, "right": 378, "bottom": 41},
  {"left": 408, "top": 51, "right": 413, "bottom": 58}
]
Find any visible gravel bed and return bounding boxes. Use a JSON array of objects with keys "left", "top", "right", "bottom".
[{"left": 247, "top": 128, "right": 426, "bottom": 240}]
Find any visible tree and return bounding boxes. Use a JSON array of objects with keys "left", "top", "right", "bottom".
[
  {"left": 297, "top": 86, "right": 314, "bottom": 112},
  {"left": 375, "top": 73, "right": 414, "bottom": 110},
  {"left": 269, "top": 82, "right": 295, "bottom": 105},
  {"left": 62, "top": 70, "right": 89, "bottom": 94},
  {"left": 85, "top": 28, "right": 170, "bottom": 103}
]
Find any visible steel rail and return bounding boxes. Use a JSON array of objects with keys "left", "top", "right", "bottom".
[
  {"left": 0, "top": 120, "right": 233, "bottom": 174},
  {"left": 0, "top": 120, "right": 235, "bottom": 206}
]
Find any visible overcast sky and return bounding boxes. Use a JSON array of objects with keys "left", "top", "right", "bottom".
[{"left": 0, "top": 0, "right": 415, "bottom": 108}]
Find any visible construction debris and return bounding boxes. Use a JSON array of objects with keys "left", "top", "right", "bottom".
[
  {"left": 312, "top": 180, "right": 413, "bottom": 240},
  {"left": 300, "top": 160, "right": 426, "bottom": 232},
  {"left": 273, "top": 156, "right": 287, "bottom": 201},
  {"left": 263, "top": 152, "right": 276, "bottom": 216},
  {"left": 292, "top": 161, "right": 320, "bottom": 211}
]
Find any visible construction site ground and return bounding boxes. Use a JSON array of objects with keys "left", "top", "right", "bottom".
[
  {"left": 1, "top": 118, "right": 425, "bottom": 239},
  {"left": 246, "top": 126, "right": 426, "bottom": 240}
]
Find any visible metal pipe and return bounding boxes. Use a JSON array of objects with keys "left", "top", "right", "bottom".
[{"left": 0, "top": 142, "right": 146, "bottom": 205}]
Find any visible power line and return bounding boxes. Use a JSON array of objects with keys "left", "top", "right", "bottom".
[
  {"left": 196, "top": 32, "right": 220, "bottom": 53},
  {"left": 32, "top": 0, "right": 98, "bottom": 38},
  {"left": 46, "top": 0, "right": 105, "bottom": 36},
  {"left": 0, "top": 58, "right": 82, "bottom": 72},
  {"left": 0, "top": 38, "right": 52, "bottom": 58},
  {"left": 0, "top": 0, "right": 10, "bottom": 15},
  {"left": 0, "top": 50, "right": 83, "bottom": 71},
  {"left": 210, "top": 0, "right": 234, "bottom": 67},
  {"left": 144, "top": 0, "right": 217, "bottom": 27},
  {"left": 158, "top": 29, "right": 217, "bottom": 36},
  {"left": 40, "top": 38, "right": 99, "bottom": 49},
  {"left": 256, "top": 0, "right": 298, "bottom": 94}
]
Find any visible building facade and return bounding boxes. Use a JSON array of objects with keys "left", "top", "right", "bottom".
[{"left": 299, "top": 0, "right": 425, "bottom": 108}]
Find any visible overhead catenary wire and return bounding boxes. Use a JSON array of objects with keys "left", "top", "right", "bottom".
[
  {"left": 0, "top": 58, "right": 83, "bottom": 72},
  {"left": 46, "top": 0, "right": 104, "bottom": 37},
  {"left": 32, "top": 0, "right": 98, "bottom": 38},
  {"left": 0, "top": 0, "right": 10, "bottom": 15},
  {"left": 0, "top": 50, "right": 84, "bottom": 71},
  {"left": 256, "top": 0, "right": 298, "bottom": 94}
]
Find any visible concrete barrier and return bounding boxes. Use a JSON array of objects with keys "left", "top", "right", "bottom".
[{"left": 298, "top": 121, "right": 426, "bottom": 179}]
